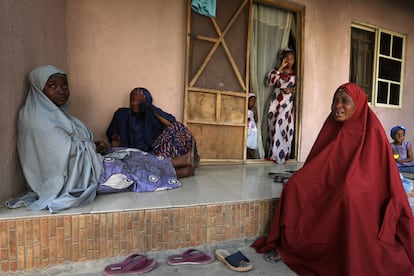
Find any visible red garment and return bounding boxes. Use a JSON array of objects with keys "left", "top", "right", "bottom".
[{"left": 252, "top": 83, "right": 414, "bottom": 275}]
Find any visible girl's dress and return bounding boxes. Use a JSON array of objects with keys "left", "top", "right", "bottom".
[
  {"left": 265, "top": 69, "right": 296, "bottom": 163},
  {"left": 247, "top": 109, "right": 258, "bottom": 149}
]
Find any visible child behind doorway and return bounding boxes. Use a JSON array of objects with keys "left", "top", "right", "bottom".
[{"left": 247, "top": 93, "right": 258, "bottom": 159}]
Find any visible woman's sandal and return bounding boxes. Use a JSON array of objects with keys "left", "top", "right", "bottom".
[
  {"left": 104, "top": 254, "right": 157, "bottom": 275},
  {"left": 215, "top": 249, "right": 253, "bottom": 272},
  {"left": 264, "top": 250, "right": 282, "bottom": 263},
  {"left": 167, "top": 248, "right": 215, "bottom": 265}
]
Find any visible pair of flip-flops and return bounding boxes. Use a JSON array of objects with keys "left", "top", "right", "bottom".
[
  {"left": 215, "top": 249, "right": 253, "bottom": 272},
  {"left": 104, "top": 254, "right": 157, "bottom": 275},
  {"left": 167, "top": 248, "right": 215, "bottom": 265}
]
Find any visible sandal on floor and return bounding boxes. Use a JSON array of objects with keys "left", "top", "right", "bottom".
[
  {"left": 104, "top": 254, "right": 157, "bottom": 275},
  {"left": 273, "top": 176, "right": 290, "bottom": 184},
  {"left": 268, "top": 172, "right": 292, "bottom": 179},
  {"left": 167, "top": 248, "right": 215, "bottom": 265},
  {"left": 264, "top": 250, "right": 282, "bottom": 263},
  {"left": 215, "top": 249, "right": 253, "bottom": 272}
]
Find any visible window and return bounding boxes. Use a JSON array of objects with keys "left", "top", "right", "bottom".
[{"left": 350, "top": 24, "right": 406, "bottom": 107}]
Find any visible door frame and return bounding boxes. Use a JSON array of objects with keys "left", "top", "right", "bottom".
[{"left": 184, "top": 0, "right": 305, "bottom": 164}]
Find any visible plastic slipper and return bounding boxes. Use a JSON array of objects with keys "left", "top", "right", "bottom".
[
  {"left": 215, "top": 249, "right": 253, "bottom": 272},
  {"left": 167, "top": 248, "right": 215, "bottom": 265},
  {"left": 264, "top": 250, "right": 282, "bottom": 263},
  {"left": 268, "top": 172, "right": 292, "bottom": 179},
  {"left": 104, "top": 254, "right": 157, "bottom": 275},
  {"left": 273, "top": 176, "right": 290, "bottom": 184}
]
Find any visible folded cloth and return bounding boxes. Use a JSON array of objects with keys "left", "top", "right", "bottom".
[{"left": 191, "top": 0, "right": 216, "bottom": 17}]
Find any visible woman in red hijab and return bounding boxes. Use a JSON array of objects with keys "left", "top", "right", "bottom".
[{"left": 252, "top": 83, "right": 414, "bottom": 275}]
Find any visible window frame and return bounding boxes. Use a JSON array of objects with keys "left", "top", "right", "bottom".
[{"left": 350, "top": 22, "right": 406, "bottom": 108}]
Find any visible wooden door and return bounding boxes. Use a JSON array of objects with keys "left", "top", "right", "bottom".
[{"left": 184, "top": 0, "right": 250, "bottom": 163}]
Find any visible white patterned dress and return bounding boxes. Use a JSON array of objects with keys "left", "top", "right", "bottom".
[{"left": 265, "top": 68, "right": 296, "bottom": 163}]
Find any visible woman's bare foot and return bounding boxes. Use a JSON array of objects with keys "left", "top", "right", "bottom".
[
  {"left": 175, "top": 166, "right": 194, "bottom": 178},
  {"left": 172, "top": 152, "right": 192, "bottom": 168}
]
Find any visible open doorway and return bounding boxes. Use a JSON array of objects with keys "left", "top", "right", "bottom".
[
  {"left": 248, "top": 2, "right": 299, "bottom": 162},
  {"left": 184, "top": 0, "right": 302, "bottom": 164}
]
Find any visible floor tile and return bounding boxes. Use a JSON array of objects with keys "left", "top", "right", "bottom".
[{"left": 0, "top": 162, "right": 304, "bottom": 219}]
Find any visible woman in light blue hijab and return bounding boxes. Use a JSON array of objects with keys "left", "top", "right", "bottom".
[{"left": 10, "top": 65, "right": 104, "bottom": 213}]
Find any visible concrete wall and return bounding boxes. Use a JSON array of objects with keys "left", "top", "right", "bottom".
[
  {"left": 295, "top": 0, "right": 414, "bottom": 159},
  {"left": 0, "top": 0, "right": 67, "bottom": 201},
  {"left": 1, "top": 0, "right": 414, "bottom": 201},
  {"left": 65, "top": 0, "right": 414, "bottom": 161},
  {"left": 66, "top": 0, "right": 187, "bottom": 140}
]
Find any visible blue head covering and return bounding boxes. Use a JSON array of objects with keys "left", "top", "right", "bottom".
[
  {"left": 106, "top": 87, "right": 176, "bottom": 151},
  {"left": 130, "top": 87, "right": 176, "bottom": 150},
  {"left": 390, "top": 125, "right": 406, "bottom": 137}
]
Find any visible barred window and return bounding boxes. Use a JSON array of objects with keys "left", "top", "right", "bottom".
[{"left": 350, "top": 24, "right": 406, "bottom": 107}]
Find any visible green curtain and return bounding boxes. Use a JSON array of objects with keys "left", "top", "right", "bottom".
[{"left": 249, "top": 3, "right": 293, "bottom": 159}]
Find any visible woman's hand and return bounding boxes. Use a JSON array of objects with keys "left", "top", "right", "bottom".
[
  {"left": 95, "top": 140, "right": 109, "bottom": 155},
  {"left": 281, "top": 58, "right": 289, "bottom": 68},
  {"left": 284, "top": 87, "right": 294, "bottom": 94},
  {"left": 277, "top": 58, "right": 289, "bottom": 72},
  {"left": 154, "top": 112, "right": 172, "bottom": 127},
  {"left": 111, "top": 134, "right": 121, "bottom": 147}
]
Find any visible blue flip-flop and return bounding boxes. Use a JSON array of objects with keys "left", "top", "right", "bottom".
[{"left": 215, "top": 249, "right": 253, "bottom": 272}]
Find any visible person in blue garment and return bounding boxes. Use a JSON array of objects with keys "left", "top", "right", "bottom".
[{"left": 106, "top": 87, "right": 199, "bottom": 178}]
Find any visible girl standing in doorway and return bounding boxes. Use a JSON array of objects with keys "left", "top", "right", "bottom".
[{"left": 265, "top": 47, "right": 296, "bottom": 163}]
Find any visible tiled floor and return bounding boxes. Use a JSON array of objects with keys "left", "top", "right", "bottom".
[
  {"left": 0, "top": 161, "right": 304, "bottom": 219},
  {"left": 0, "top": 161, "right": 303, "bottom": 275}
]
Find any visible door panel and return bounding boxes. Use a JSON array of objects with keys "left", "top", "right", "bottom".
[
  {"left": 184, "top": 0, "right": 250, "bottom": 162},
  {"left": 187, "top": 124, "right": 244, "bottom": 160}
]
